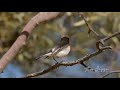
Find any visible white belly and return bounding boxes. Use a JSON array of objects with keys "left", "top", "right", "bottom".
[{"left": 55, "top": 46, "right": 70, "bottom": 58}]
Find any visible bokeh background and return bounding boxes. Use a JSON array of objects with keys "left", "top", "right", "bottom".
[{"left": 0, "top": 12, "right": 120, "bottom": 78}]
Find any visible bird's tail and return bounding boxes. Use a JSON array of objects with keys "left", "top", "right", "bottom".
[
  {"left": 35, "top": 55, "right": 48, "bottom": 60},
  {"left": 35, "top": 53, "right": 52, "bottom": 60}
]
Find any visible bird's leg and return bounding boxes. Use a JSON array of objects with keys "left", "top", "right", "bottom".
[
  {"left": 53, "top": 57, "right": 59, "bottom": 64},
  {"left": 81, "top": 62, "right": 95, "bottom": 72}
]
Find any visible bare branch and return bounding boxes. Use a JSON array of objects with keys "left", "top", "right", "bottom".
[
  {"left": 0, "top": 12, "right": 60, "bottom": 73},
  {"left": 23, "top": 62, "right": 62, "bottom": 78},
  {"left": 96, "top": 31, "right": 120, "bottom": 50},
  {"left": 79, "top": 12, "right": 100, "bottom": 37},
  {"left": 103, "top": 31, "right": 120, "bottom": 42},
  {"left": 102, "top": 70, "right": 120, "bottom": 78},
  {"left": 23, "top": 46, "right": 111, "bottom": 78}
]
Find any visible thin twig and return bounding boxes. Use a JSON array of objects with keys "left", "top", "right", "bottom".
[
  {"left": 79, "top": 12, "right": 100, "bottom": 37},
  {"left": 96, "top": 31, "right": 120, "bottom": 50},
  {"left": 103, "top": 31, "right": 120, "bottom": 42},
  {"left": 22, "top": 46, "right": 111, "bottom": 78},
  {"left": 102, "top": 70, "right": 120, "bottom": 78}
]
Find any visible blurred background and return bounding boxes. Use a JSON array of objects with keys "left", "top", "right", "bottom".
[{"left": 0, "top": 12, "right": 120, "bottom": 78}]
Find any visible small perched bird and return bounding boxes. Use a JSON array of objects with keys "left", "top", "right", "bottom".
[{"left": 35, "top": 37, "right": 70, "bottom": 63}]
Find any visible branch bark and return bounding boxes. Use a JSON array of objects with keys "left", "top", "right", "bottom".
[
  {"left": 23, "top": 46, "right": 111, "bottom": 78},
  {"left": 0, "top": 12, "right": 60, "bottom": 73}
]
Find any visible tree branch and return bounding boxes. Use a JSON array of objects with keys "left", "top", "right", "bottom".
[
  {"left": 96, "top": 31, "right": 120, "bottom": 50},
  {"left": 103, "top": 31, "right": 120, "bottom": 42},
  {"left": 23, "top": 46, "right": 112, "bottom": 78},
  {"left": 79, "top": 12, "right": 100, "bottom": 37},
  {"left": 102, "top": 70, "right": 120, "bottom": 78},
  {"left": 0, "top": 12, "right": 60, "bottom": 73}
]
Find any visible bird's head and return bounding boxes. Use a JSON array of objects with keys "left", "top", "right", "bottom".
[{"left": 60, "top": 37, "right": 69, "bottom": 46}]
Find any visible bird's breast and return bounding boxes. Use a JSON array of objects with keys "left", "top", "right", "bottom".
[{"left": 55, "top": 46, "right": 70, "bottom": 58}]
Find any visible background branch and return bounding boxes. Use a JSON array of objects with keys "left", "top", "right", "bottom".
[
  {"left": 0, "top": 12, "right": 60, "bottom": 73},
  {"left": 102, "top": 70, "right": 120, "bottom": 78},
  {"left": 79, "top": 12, "right": 100, "bottom": 37}
]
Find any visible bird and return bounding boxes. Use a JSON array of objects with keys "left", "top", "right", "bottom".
[{"left": 35, "top": 36, "right": 70, "bottom": 63}]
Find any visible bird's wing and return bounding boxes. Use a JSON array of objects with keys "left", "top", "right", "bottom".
[
  {"left": 50, "top": 45, "right": 59, "bottom": 54},
  {"left": 35, "top": 49, "right": 53, "bottom": 60},
  {"left": 51, "top": 44, "right": 69, "bottom": 56},
  {"left": 35, "top": 52, "right": 52, "bottom": 60},
  {"left": 35, "top": 44, "right": 69, "bottom": 60}
]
